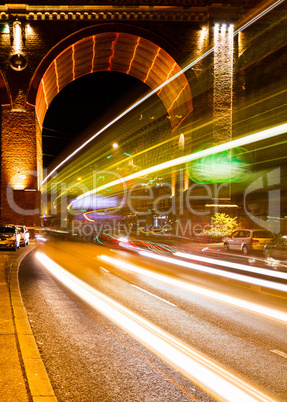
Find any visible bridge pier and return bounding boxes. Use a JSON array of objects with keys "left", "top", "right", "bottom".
[
  {"left": 0, "top": 104, "right": 41, "bottom": 226},
  {"left": 0, "top": 1, "right": 284, "bottom": 228}
]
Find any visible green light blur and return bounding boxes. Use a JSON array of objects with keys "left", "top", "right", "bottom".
[
  {"left": 186, "top": 147, "right": 250, "bottom": 183},
  {"left": 41, "top": 3, "right": 287, "bottom": 217}
]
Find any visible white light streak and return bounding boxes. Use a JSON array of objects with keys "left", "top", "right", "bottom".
[
  {"left": 174, "top": 251, "right": 287, "bottom": 282},
  {"left": 98, "top": 254, "right": 287, "bottom": 323},
  {"left": 139, "top": 251, "right": 287, "bottom": 292},
  {"left": 42, "top": 0, "right": 285, "bottom": 185},
  {"left": 205, "top": 204, "right": 239, "bottom": 207},
  {"left": 271, "top": 349, "right": 287, "bottom": 359},
  {"left": 36, "top": 251, "right": 275, "bottom": 402}
]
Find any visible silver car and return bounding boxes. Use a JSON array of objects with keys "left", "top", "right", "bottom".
[{"left": 223, "top": 229, "right": 274, "bottom": 255}]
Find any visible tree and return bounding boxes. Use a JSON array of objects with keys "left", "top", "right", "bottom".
[{"left": 206, "top": 212, "right": 239, "bottom": 238}]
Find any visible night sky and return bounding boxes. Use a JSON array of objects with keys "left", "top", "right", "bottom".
[{"left": 42, "top": 71, "right": 149, "bottom": 169}]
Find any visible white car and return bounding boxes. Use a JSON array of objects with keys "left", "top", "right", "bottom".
[
  {"left": 0, "top": 224, "right": 20, "bottom": 251},
  {"left": 16, "top": 225, "right": 29, "bottom": 247},
  {"left": 223, "top": 229, "right": 274, "bottom": 255}
]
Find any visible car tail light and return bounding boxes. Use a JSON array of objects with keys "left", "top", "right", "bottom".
[{"left": 251, "top": 239, "right": 260, "bottom": 243}]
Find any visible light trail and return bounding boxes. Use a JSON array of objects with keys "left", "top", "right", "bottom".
[
  {"left": 174, "top": 251, "right": 287, "bottom": 282},
  {"left": 271, "top": 349, "right": 287, "bottom": 359},
  {"left": 98, "top": 254, "right": 287, "bottom": 323},
  {"left": 42, "top": 0, "right": 285, "bottom": 185},
  {"left": 70, "top": 122, "right": 287, "bottom": 207},
  {"left": 139, "top": 251, "right": 287, "bottom": 292},
  {"left": 36, "top": 251, "right": 275, "bottom": 402},
  {"left": 44, "top": 89, "right": 287, "bottom": 191}
]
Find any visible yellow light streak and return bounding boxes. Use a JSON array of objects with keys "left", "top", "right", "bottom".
[
  {"left": 54, "top": 59, "right": 60, "bottom": 94},
  {"left": 144, "top": 48, "right": 160, "bottom": 83},
  {"left": 167, "top": 82, "right": 188, "bottom": 114},
  {"left": 54, "top": 121, "right": 180, "bottom": 191},
  {"left": 72, "top": 44, "right": 75, "bottom": 80},
  {"left": 127, "top": 36, "right": 140, "bottom": 75},
  {"left": 157, "top": 62, "right": 177, "bottom": 97},
  {"left": 83, "top": 206, "right": 120, "bottom": 222},
  {"left": 46, "top": 87, "right": 287, "bottom": 192},
  {"left": 41, "top": 78, "right": 49, "bottom": 111},
  {"left": 98, "top": 254, "right": 287, "bottom": 323},
  {"left": 91, "top": 35, "right": 96, "bottom": 73},
  {"left": 42, "top": 0, "right": 284, "bottom": 185},
  {"left": 108, "top": 33, "right": 119, "bottom": 71},
  {"left": 36, "top": 251, "right": 275, "bottom": 402},
  {"left": 83, "top": 212, "right": 94, "bottom": 222},
  {"left": 70, "top": 123, "right": 287, "bottom": 208}
]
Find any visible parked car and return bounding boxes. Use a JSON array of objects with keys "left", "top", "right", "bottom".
[
  {"left": 16, "top": 225, "right": 29, "bottom": 247},
  {"left": 0, "top": 224, "right": 20, "bottom": 251},
  {"left": 263, "top": 235, "right": 287, "bottom": 260},
  {"left": 223, "top": 229, "right": 274, "bottom": 255}
]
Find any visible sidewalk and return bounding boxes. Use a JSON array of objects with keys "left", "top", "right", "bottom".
[{"left": 0, "top": 247, "right": 57, "bottom": 402}]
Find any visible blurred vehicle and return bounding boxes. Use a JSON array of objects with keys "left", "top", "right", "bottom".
[
  {"left": 0, "top": 224, "right": 20, "bottom": 251},
  {"left": 27, "top": 226, "right": 44, "bottom": 240},
  {"left": 93, "top": 234, "right": 177, "bottom": 256},
  {"left": 16, "top": 225, "right": 29, "bottom": 246},
  {"left": 263, "top": 235, "right": 287, "bottom": 260},
  {"left": 223, "top": 229, "right": 274, "bottom": 255},
  {"left": 93, "top": 234, "right": 124, "bottom": 248},
  {"left": 35, "top": 234, "right": 49, "bottom": 242},
  {"left": 122, "top": 239, "right": 177, "bottom": 255}
]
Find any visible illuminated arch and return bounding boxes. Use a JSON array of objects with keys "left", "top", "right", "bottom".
[{"left": 29, "top": 26, "right": 192, "bottom": 131}]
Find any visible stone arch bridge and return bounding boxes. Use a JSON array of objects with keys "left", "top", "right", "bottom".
[{"left": 0, "top": 0, "right": 285, "bottom": 225}]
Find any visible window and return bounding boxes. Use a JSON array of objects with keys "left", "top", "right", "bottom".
[
  {"left": 253, "top": 231, "right": 274, "bottom": 238},
  {"left": 240, "top": 231, "right": 250, "bottom": 238}
]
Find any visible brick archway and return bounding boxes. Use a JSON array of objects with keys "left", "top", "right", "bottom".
[{"left": 29, "top": 27, "right": 192, "bottom": 132}]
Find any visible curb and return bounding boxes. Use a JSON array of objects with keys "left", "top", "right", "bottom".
[{"left": 9, "top": 246, "right": 58, "bottom": 402}]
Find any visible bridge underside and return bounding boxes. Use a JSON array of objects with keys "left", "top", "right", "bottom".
[{"left": 35, "top": 31, "right": 193, "bottom": 132}]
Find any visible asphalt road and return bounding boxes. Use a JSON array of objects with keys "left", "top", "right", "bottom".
[
  {"left": 19, "top": 245, "right": 215, "bottom": 402},
  {"left": 19, "top": 240, "right": 287, "bottom": 401}
]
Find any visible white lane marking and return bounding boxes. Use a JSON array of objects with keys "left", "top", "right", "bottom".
[
  {"left": 37, "top": 251, "right": 274, "bottom": 402},
  {"left": 142, "top": 251, "right": 287, "bottom": 293},
  {"left": 100, "top": 266, "right": 109, "bottom": 273},
  {"left": 99, "top": 255, "right": 287, "bottom": 323},
  {"left": 131, "top": 284, "right": 176, "bottom": 307},
  {"left": 271, "top": 350, "right": 287, "bottom": 359},
  {"left": 175, "top": 251, "right": 287, "bottom": 281}
]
